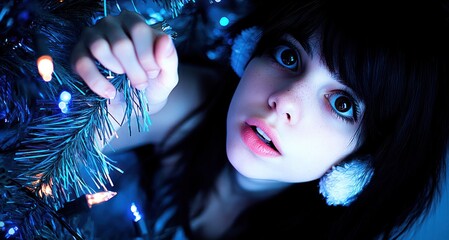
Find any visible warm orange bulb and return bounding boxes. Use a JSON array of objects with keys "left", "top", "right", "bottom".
[
  {"left": 37, "top": 55, "right": 54, "bottom": 82},
  {"left": 86, "top": 191, "right": 117, "bottom": 208}
]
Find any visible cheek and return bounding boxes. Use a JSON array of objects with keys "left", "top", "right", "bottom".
[
  {"left": 227, "top": 71, "right": 268, "bottom": 118},
  {"left": 238, "top": 59, "right": 278, "bottom": 94},
  {"left": 283, "top": 126, "right": 359, "bottom": 182}
]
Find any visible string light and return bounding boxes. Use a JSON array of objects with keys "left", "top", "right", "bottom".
[
  {"left": 86, "top": 191, "right": 117, "bottom": 208},
  {"left": 58, "top": 90, "right": 71, "bottom": 113},
  {"left": 219, "top": 16, "right": 229, "bottom": 26},
  {"left": 130, "top": 202, "right": 142, "bottom": 222},
  {"left": 37, "top": 55, "right": 54, "bottom": 82},
  {"left": 59, "top": 90, "right": 71, "bottom": 102},
  {"left": 33, "top": 33, "right": 54, "bottom": 81},
  {"left": 56, "top": 191, "right": 117, "bottom": 218},
  {"left": 130, "top": 202, "right": 148, "bottom": 238},
  {"left": 5, "top": 226, "right": 18, "bottom": 239}
]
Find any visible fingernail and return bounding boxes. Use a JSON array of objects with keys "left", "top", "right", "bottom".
[{"left": 105, "top": 88, "right": 116, "bottom": 99}]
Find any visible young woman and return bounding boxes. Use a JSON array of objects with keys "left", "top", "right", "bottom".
[{"left": 71, "top": 0, "right": 449, "bottom": 239}]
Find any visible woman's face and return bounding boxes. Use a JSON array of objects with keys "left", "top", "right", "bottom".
[{"left": 226, "top": 34, "right": 364, "bottom": 183}]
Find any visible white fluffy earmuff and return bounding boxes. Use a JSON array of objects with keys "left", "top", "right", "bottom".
[
  {"left": 230, "top": 27, "right": 263, "bottom": 77},
  {"left": 319, "top": 158, "right": 374, "bottom": 206}
]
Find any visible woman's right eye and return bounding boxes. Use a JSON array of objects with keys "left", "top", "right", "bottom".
[{"left": 272, "top": 44, "right": 301, "bottom": 71}]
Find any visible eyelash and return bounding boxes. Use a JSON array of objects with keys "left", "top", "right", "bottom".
[
  {"left": 325, "top": 90, "right": 361, "bottom": 124},
  {"left": 269, "top": 40, "right": 301, "bottom": 72}
]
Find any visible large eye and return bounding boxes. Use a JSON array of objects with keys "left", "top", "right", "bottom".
[
  {"left": 272, "top": 45, "right": 300, "bottom": 71},
  {"left": 326, "top": 91, "right": 359, "bottom": 123}
]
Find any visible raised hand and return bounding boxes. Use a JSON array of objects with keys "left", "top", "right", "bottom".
[{"left": 71, "top": 10, "right": 179, "bottom": 113}]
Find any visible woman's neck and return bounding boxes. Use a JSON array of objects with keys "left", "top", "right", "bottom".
[
  {"left": 189, "top": 166, "right": 290, "bottom": 239},
  {"left": 230, "top": 167, "right": 292, "bottom": 198}
]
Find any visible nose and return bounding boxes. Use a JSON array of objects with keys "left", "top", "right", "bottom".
[{"left": 268, "top": 88, "right": 300, "bottom": 124}]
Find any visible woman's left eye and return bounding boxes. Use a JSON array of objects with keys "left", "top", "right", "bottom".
[
  {"left": 272, "top": 45, "right": 300, "bottom": 71},
  {"left": 325, "top": 91, "right": 360, "bottom": 123}
]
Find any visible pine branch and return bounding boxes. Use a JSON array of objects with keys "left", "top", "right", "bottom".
[
  {"left": 150, "top": 0, "right": 195, "bottom": 16},
  {"left": 0, "top": 0, "right": 190, "bottom": 238}
]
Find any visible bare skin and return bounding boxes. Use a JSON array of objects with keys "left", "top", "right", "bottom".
[{"left": 72, "top": 10, "right": 363, "bottom": 239}]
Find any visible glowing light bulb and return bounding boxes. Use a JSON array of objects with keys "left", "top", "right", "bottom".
[
  {"left": 5, "top": 226, "right": 18, "bottom": 238},
  {"left": 58, "top": 101, "right": 67, "bottom": 110},
  {"left": 130, "top": 202, "right": 142, "bottom": 222},
  {"left": 58, "top": 91, "right": 71, "bottom": 113},
  {"left": 37, "top": 55, "right": 54, "bottom": 82},
  {"left": 219, "top": 17, "right": 229, "bottom": 27},
  {"left": 131, "top": 203, "right": 137, "bottom": 213},
  {"left": 60, "top": 91, "right": 71, "bottom": 102},
  {"left": 86, "top": 191, "right": 117, "bottom": 208}
]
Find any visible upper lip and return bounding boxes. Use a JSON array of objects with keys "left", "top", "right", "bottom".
[{"left": 245, "top": 118, "right": 283, "bottom": 154}]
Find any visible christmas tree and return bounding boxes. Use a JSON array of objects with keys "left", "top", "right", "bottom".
[{"left": 0, "top": 0, "right": 189, "bottom": 238}]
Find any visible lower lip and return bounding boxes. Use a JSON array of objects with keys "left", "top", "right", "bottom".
[{"left": 240, "top": 123, "right": 281, "bottom": 157}]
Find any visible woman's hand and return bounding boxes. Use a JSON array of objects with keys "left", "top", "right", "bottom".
[{"left": 71, "top": 10, "right": 179, "bottom": 114}]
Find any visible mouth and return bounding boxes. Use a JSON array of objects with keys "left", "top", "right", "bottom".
[
  {"left": 251, "top": 125, "right": 279, "bottom": 152},
  {"left": 240, "top": 121, "right": 281, "bottom": 157}
]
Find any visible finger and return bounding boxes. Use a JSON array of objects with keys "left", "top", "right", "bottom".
[
  {"left": 120, "top": 11, "right": 161, "bottom": 80},
  {"left": 73, "top": 51, "right": 117, "bottom": 99},
  {"left": 102, "top": 16, "right": 148, "bottom": 90},
  {"left": 147, "top": 34, "right": 179, "bottom": 104},
  {"left": 86, "top": 29, "right": 125, "bottom": 74}
]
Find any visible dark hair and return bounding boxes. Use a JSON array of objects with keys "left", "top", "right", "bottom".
[
  {"left": 146, "top": 1, "right": 449, "bottom": 239},
  {"left": 236, "top": 0, "right": 449, "bottom": 239}
]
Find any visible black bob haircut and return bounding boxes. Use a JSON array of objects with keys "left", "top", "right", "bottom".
[{"left": 228, "top": 0, "right": 449, "bottom": 238}]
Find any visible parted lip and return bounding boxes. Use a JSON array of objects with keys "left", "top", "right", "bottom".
[{"left": 245, "top": 118, "right": 282, "bottom": 155}]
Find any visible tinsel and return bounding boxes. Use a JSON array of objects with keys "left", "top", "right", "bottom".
[
  {"left": 151, "top": 0, "right": 194, "bottom": 16},
  {"left": 0, "top": 0, "right": 190, "bottom": 239}
]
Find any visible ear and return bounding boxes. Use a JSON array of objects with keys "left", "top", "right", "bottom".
[
  {"left": 230, "top": 27, "right": 263, "bottom": 77},
  {"left": 318, "top": 157, "right": 374, "bottom": 206}
]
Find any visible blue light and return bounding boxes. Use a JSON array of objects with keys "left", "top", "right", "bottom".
[
  {"left": 59, "top": 91, "right": 71, "bottom": 102},
  {"left": 207, "top": 50, "right": 218, "bottom": 60},
  {"left": 58, "top": 91, "right": 71, "bottom": 113},
  {"left": 134, "top": 212, "right": 142, "bottom": 222},
  {"left": 219, "top": 17, "right": 229, "bottom": 27},
  {"left": 58, "top": 102, "right": 68, "bottom": 113},
  {"left": 130, "top": 203, "right": 137, "bottom": 213},
  {"left": 60, "top": 107, "right": 69, "bottom": 114},
  {"left": 130, "top": 202, "right": 142, "bottom": 222},
  {"left": 5, "top": 226, "right": 18, "bottom": 238},
  {"left": 58, "top": 101, "right": 67, "bottom": 109}
]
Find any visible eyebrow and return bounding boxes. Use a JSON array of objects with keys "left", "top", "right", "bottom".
[
  {"left": 330, "top": 72, "right": 346, "bottom": 86},
  {"left": 283, "top": 34, "right": 313, "bottom": 56}
]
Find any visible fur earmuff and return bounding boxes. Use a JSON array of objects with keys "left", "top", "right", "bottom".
[
  {"left": 319, "top": 158, "right": 374, "bottom": 206},
  {"left": 230, "top": 27, "right": 262, "bottom": 77}
]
